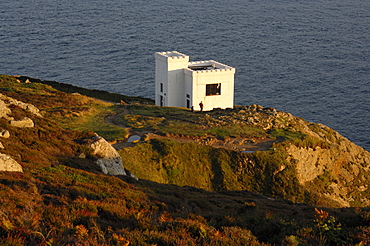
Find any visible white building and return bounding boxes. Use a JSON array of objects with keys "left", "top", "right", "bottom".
[{"left": 155, "top": 51, "right": 235, "bottom": 111}]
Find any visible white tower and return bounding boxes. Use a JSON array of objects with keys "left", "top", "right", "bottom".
[{"left": 155, "top": 51, "right": 189, "bottom": 107}]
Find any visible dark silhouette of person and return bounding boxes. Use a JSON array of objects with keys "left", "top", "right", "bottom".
[{"left": 199, "top": 101, "right": 203, "bottom": 112}]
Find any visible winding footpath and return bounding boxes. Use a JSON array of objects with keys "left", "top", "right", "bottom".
[{"left": 104, "top": 106, "right": 277, "bottom": 152}]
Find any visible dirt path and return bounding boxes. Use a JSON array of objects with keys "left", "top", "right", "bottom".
[
  {"left": 104, "top": 107, "right": 150, "bottom": 149},
  {"left": 104, "top": 106, "right": 277, "bottom": 152}
]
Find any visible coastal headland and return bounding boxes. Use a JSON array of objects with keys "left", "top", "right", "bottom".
[{"left": 0, "top": 74, "right": 369, "bottom": 245}]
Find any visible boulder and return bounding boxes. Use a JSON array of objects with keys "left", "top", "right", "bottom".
[
  {"left": 9, "top": 117, "right": 34, "bottom": 128},
  {"left": 0, "top": 153, "right": 23, "bottom": 172},
  {"left": 0, "top": 142, "right": 4, "bottom": 149},
  {"left": 88, "top": 136, "right": 127, "bottom": 176},
  {"left": 0, "top": 130, "right": 10, "bottom": 138},
  {"left": 0, "top": 100, "right": 11, "bottom": 118}
]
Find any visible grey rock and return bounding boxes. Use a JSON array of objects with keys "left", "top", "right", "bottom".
[{"left": 88, "top": 136, "right": 127, "bottom": 176}]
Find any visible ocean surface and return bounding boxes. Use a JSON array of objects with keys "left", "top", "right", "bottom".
[{"left": 1, "top": 0, "right": 369, "bottom": 151}]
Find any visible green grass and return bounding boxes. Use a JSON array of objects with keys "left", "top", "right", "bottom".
[
  {"left": 156, "top": 120, "right": 207, "bottom": 136},
  {"left": 209, "top": 125, "right": 266, "bottom": 139},
  {"left": 119, "top": 138, "right": 303, "bottom": 199},
  {"left": 54, "top": 106, "right": 128, "bottom": 141},
  {"left": 122, "top": 114, "right": 166, "bottom": 130},
  {"left": 269, "top": 129, "right": 330, "bottom": 149},
  {"left": 129, "top": 104, "right": 198, "bottom": 121},
  {"left": 119, "top": 139, "right": 216, "bottom": 189},
  {"left": 0, "top": 75, "right": 55, "bottom": 94},
  {"left": 269, "top": 129, "right": 306, "bottom": 141}
]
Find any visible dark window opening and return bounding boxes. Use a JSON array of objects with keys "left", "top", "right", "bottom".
[
  {"left": 160, "top": 83, "right": 163, "bottom": 93},
  {"left": 206, "top": 83, "right": 221, "bottom": 96}
]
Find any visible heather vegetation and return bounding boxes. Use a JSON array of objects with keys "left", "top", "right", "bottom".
[
  {"left": 0, "top": 75, "right": 127, "bottom": 142},
  {"left": 1, "top": 75, "right": 369, "bottom": 245}
]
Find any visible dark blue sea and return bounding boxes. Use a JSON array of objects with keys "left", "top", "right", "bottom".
[{"left": 1, "top": 0, "right": 369, "bottom": 151}]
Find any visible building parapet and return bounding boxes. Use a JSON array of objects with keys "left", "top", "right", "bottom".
[
  {"left": 187, "top": 60, "right": 235, "bottom": 73},
  {"left": 185, "top": 60, "right": 235, "bottom": 74},
  {"left": 195, "top": 68, "right": 235, "bottom": 73},
  {"left": 155, "top": 51, "right": 189, "bottom": 60},
  {"left": 188, "top": 60, "right": 232, "bottom": 68},
  {"left": 184, "top": 68, "right": 235, "bottom": 75}
]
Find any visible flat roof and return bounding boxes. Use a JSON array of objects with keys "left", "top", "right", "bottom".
[
  {"left": 188, "top": 64, "right": 217, "bottom": 71},
  {"left": 157, "top": 51, "right": 187, "bottom": 58},
  {"left": 187, "top": 60, "right": 234, "bottom": 71}
]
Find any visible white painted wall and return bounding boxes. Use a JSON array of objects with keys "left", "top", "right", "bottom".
[
  {"left": 155, "top": 51, "right": 189, "bottom": 107},
  {"left": 184, "top": 64, "right": 235, "bottom": 111}
]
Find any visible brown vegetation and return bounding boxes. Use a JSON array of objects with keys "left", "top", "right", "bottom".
[{"left": 0, "top": 75, "right": 369, "bottom": 245}]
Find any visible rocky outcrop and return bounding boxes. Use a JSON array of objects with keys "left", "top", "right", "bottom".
[
  {"left": 0, "top": 100, "right": 12, "bottom": 118},
  {"left": 9, "top": 117, "right": 35, "bottom": 128},
  {"left": 206, "top": 106, "right": 370, "bottom": 207},
  {"left": 0, "top": 93, "right": 40, "bottom": 129},
  {"left": 200, "top": 104, "right": 302, "bottom": 131},
  {"left": 0, "top": 93, "right": 41, "bottom": 172},
  {"left": 0, "top": 153, "right": 23, "bottom": 172},
  {"left": 285, "top": 126, "right": 370, "bottom": 207},
  {"left": 0, "top": 93, "right": 42, "bottom": 118},
  {"left": 87, "top": 135, "right": 127, "bottom": 176}
]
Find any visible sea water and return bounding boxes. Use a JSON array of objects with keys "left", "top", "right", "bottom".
[{"left": 1, "top": 0, "right": 369, "bottom": 150}]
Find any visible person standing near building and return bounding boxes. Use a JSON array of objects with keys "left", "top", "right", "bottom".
[{"left": 199, "top": 101, "right": 204, "bottom": 112}]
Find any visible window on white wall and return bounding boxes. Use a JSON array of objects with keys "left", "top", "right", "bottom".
[
  {"left": 160, "top": 83, "right": 163, "bottom": 93},
  {"left": 206, "top": 83, "right": 221, "bottom": 96}
]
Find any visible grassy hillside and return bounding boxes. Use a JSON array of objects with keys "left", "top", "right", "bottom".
[
  {"left": 120, "top": 139, "right": 310, "bottom": 203},
  {"left": 0, "top": 75, "right": 369, "bottom": 245}
]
